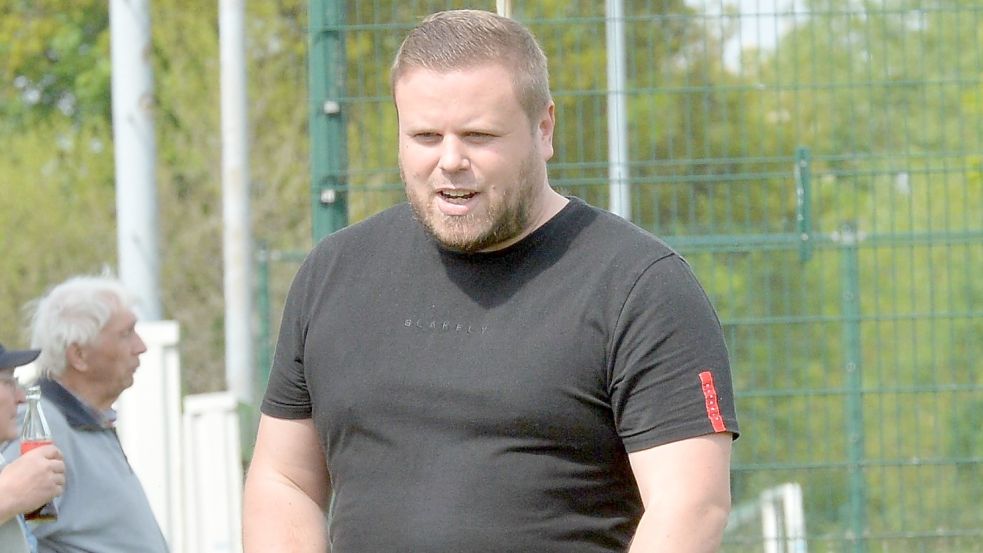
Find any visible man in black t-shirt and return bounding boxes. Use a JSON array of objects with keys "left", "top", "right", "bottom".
[{"left": 243, "top": 9, "right": 739, "bottom": 553}]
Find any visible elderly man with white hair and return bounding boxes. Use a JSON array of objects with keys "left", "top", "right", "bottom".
[{"left": 2, "top": 275, "right": 169, "bottom": 553}]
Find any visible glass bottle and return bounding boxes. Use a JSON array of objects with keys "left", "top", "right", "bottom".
[{"left": 20, "top": 384, "right": 59, "bottom": 522}]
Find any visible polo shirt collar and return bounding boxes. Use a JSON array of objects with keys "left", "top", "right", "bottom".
[{"left": 38, "top": 378, "right": 114, "bottom": 430}]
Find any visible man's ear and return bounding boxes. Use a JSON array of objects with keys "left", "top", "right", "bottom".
[
  {"left": 66, "top": 343, "right": 88, "bottom": 372},
  {"left": 538, "top": 102, "right": 556, "bottom": 161}
]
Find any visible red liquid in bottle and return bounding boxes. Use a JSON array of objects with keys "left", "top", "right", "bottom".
[{"left": 20, "top": 386, "right": 59, "bottom": 522}]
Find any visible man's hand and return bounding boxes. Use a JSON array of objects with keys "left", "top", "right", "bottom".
[{"left": 0, "top": 444, "right": 65, "bottom": 521}]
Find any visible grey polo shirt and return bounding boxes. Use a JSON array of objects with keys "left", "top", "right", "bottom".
[{"left": 1, "top": 379, "right": 169, "bottom": 553}]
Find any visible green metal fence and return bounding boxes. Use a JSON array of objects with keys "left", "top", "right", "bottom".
[{"left": 258, "top": 1, "right": 983, "bottom": 551}]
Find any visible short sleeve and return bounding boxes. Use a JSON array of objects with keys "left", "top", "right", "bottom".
[
  {"left": 261, "top": 257, "right": 315, "bottom": 420},
  {"left": 609, "top": 255, "right": 739, "bottom": 452}
]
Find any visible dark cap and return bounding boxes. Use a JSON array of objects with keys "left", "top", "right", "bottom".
[{"left": 0, "top": 343, "right": 41, "bottom": 370}]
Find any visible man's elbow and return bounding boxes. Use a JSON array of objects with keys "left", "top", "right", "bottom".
[
  {"left": 705, "top": 499, "right": 732, "bottom": 534},
  {"left": 695, "top": 494, "right": 732, "bottom": 550}
]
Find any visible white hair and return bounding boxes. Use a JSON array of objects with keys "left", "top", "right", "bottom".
[{"left": 27, "top": 275, "right": 136, "bottom": 378}]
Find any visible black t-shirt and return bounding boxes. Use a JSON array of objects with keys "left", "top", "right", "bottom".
[{"left": 263, "top": 197, "right": 739, "bottom": 552}]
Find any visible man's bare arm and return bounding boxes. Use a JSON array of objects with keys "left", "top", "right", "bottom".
[
  {"left": 627, "top": 433, "right": 733, "bottom": 552},
  {"left": 243, "top": 415, "right": 331, "bottom": 552}
]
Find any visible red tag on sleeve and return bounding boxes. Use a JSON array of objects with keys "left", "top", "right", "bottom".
[{"left": 699, "top": 371, "right": 727, "bottom": 433}]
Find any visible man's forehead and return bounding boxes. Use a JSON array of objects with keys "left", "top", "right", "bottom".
[
  {"left": 106, "top": 305, "right": 137, "bottom": 324},
  {"left": 394, "top": 63, "right": 513, "bottom": 92}
]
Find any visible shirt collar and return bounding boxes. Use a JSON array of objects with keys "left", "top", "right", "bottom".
[{"left": 39, "top": 378, "right": 115, "bottom": 430}]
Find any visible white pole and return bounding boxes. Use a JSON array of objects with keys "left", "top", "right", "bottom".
[
  {"left": 496, "top": 0, "right": 512, "bottom": 18},
  {"left": 219, "top": 0, "right": 253, "bottom": 405},
  {"left": 782, "top": 483, "right": 809, "bottom": 553},
  {"left": 605, "top": 0, "right": 631, "bottom": 220},
  {"left": 110, "top": 0, "right": 162, "bottom": 320}
]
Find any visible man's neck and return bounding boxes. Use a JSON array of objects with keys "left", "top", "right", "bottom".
[{"left": 53, "top": 374, "right": 113, "bottom": 414}]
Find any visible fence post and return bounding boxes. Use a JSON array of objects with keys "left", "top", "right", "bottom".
[
  {"left": 838, "top": 223, "right": 867, "bottom": 553},
  {"left": 795, "top": 147, "right": 812, "bottom": 262},
  {"left": 182, "top": 392, "right": 244, "bottom": 553},
  {"left": 255, "top": 243, "right": 272, "bottom": 392},
  {"left": 308, "top": 0, "right": 348, "bottom": 242}
]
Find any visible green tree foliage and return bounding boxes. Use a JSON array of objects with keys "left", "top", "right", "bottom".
[
  {"left": 0, "top": 0, "right": 312, "bottom": 393},
  {"left": 0, "top": 0, "right": 110, "bottom": 128},
  {"left": 0, "top": 118, "right": 117, "bottom": 334},
  {"left": 150, "top": 0, "right": 311, "bottom": 392},
  {"left": 715, "top": 1, "right": 982, "bottom": 549},
  {"left": 0, "top": 3, "right": 115, "bottom": 344}
]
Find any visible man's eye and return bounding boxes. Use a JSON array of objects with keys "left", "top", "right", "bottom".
[{"left": 464, "top": 133, "right": 497, "bottom": 144}]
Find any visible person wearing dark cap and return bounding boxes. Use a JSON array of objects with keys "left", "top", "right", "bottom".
[{"left": 0, "top": 343, "right": 65, "bottom": 553}]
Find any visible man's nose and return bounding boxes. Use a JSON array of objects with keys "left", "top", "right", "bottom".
[
  {"left": 437, "top": 136, "right": 470, "bottom": 172},
  {"left": 134, "top": 333, "right": 148, "bottom": 355}
]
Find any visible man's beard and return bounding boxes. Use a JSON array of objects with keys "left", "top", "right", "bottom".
[{"left": 403, "top": 150, "right": 542, "bottom": 253}]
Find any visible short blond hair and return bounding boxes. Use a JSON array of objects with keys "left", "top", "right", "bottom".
[{"left": 391, "top": 9, "right": 552, "bottom": 122}]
